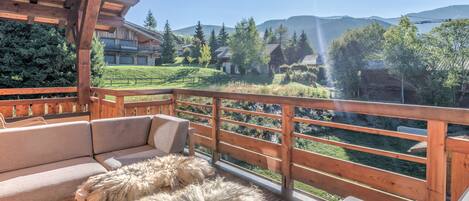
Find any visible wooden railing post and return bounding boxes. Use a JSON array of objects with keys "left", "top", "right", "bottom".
[
  {"left": 211, "top": 97, "right": 221, "bottom": 164},
  {"left": 97, "top": 93, "right": 105, "bottom": 119},
  {"left": 281, "top": 104, "right": 294, "bottom": 199},
  {"left": 451, "top": 152, "right": 469, "bottom": 201},
  {"left": 170, "top": 93, "right": 177, "bottom": 116},
  {"left": 426, "top": 120, "right": 447, "bottom": 201},
  {"left": 115, "top": 96, "right": 125, "bottom": 117}
]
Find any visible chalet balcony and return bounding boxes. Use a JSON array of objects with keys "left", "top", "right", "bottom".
[{"left": 1, "top": 86, "right": 469, "bottom": 201}]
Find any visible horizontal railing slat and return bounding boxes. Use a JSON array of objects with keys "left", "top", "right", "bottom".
[
  {"left": 176, "top": 109, "right": 211, "bottom": 119},
  {"left": 291, "top": 165, "right": 406, "bottom": 201},
  {"left": 294, "top": 133, "right": 426, "bottom": 164},
  {"left": 221, "top": 118, "right": 282, "bottom": 133},
  {"left": 0, "top": 87, "right": 77, "bottom": 96},
  {"left": 292, "top": 149, "right": 426, "bottom": 200},
  {"left": 294, "top": 117, "right": 426, "bottom": 142},
  {"left": 219, "top": 142, "right": 282, "bottom": 173},
  {"left": 176, "top": 100, "right": 212, "bottom": 109},
  {"left": 221, "top": 107, "right": 282, "bottom": 120},
  {"left": 220, "top": 129, "right": 281, "bottom": 158},
  {"left": 124, "top": 99, "right": 171, "bottom": 108}
]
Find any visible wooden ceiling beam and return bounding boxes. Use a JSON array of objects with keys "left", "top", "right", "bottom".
[
  {"left": 0, "top": 0, "right": 69, "bottom": 20},
  {"left": 77, "top": 0, "right": 101, "bottom": 49}
]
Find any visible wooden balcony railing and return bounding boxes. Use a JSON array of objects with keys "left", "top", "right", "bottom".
[
  {"left": 0, "top": 87, "right": 87, "bottom": 119},
  {"left": 2, "top": 87, "right": 469, "bottom": 200}
]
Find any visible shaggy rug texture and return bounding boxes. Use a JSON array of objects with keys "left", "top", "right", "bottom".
[
  {"left": 137, "top": 177, "right": 266, "bottom": 201},
  {"left": 75, "top": 155, "right": 215, "bottom": 201}
]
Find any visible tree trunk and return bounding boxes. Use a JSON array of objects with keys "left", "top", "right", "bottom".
[{"left": 401, "top": 74, "right": 405, "bottom": 104}]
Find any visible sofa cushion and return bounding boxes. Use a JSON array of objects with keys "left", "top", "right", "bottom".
[
  {"left": 148, "top": 114, "right": 189, "bottom": 154},
  {"left": 0, "top": 121, "right": 92, "bottom": 173},
  {"left": 95, "top": 145, "right": 166, "bottom": 170},
  {"left": 0, "top": 157, "right": 106, "bottom": 201},
  {"left": 91, "top": 116, "right": 152, "bottom": 154}
]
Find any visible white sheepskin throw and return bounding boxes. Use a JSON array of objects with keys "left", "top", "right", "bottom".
[
  {"left": 137, "top": 177, "right": 266, "bottom": 201},
  {"left": 75, "top": 155, "right": 215, "bottom": 201}
]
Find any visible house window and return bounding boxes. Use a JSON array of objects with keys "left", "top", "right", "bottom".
[
  {"left": 120, "top": 39, "right": 137, "bottom": 49},
  {"left": 101, "top": 38, "right": 116, "bottom": 48},
  {"left": 119, "top": 55, "right": 134, "bottom": 64},
  {"left": 104, "top": 54, "right": 116, "bottom": 64},
  {"left": 137, "top": 56, "right": 148, "bottom": 65}
]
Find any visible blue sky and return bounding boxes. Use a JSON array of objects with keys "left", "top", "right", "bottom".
[{"left": 126, "top": 0, "right": 469, "bottom": 30}]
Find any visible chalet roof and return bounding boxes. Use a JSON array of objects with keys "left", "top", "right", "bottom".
[
  {"left": 123, "top": 21, "right": 163, "bottom": 41},
  {"left": 301, "top": 54, "right": 324, "bottom": 65},
  {"left": 216, "top": 46, "right": 232, "bottom": 59},
  {"left": 265, "top": 44, "right": 280, "bottom": 55}
]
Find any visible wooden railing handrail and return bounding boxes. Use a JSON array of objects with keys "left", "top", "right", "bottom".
[
  {"left": 0, "top": 87, "right": 77, "bottom": 96},
  {"left": 91, "top": 87, "right": 173, "bottom": 96}
]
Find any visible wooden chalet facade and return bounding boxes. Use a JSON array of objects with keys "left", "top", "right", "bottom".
[{"left": 96, "top": 21, "right": 162, "bottom": 66}]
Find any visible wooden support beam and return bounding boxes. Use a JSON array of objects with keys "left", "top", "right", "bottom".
[
  {"left": 76, "top": 49, "right": 91, "bottom": 105},
  {"left": 77, "top": 0, "right": 101, "bottom": 49},
  {"left": 281, "top": 104, "right": 295, "bottom": 199},
  {"left": 426, "top": 120, "right": 447, "bottom": 201},
  {"left": 211, "top": 97, "right": 221, "bottom": 164},
  {"left": 0, "top": 0, "right": 68, "bottom": 20}
]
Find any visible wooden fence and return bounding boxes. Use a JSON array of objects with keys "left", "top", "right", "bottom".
[
  {"left": 0, "top": 87, "right": 87, "bottom": 119},
  {"left": 103, "top": 76, "right": 225, "bottom": 86},
  {"left": 85, "top": 88, "right": 469, "bottom": 201}
]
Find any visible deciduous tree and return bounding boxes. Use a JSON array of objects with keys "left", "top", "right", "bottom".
[{"left": 199, "top": 44, "right": 212, "bottom": 67}]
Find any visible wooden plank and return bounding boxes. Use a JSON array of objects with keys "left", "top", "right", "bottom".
[
  {"left": 219, "top": 130, "right": 281, "bottom": 158},
  {"left": 191, "top": 133, "right": 212, "bottom": 149},
  {"left": 291, "top": 165, "right": 405, "bottom": 201},
  {"left": 0, "top": 87, "right": 76, "bottom": 95},
  {"left": 31, "top": 103, "right": 45, "bottom": 116},
  {"left": 222, "top": 107, "right": 282, "bottom": 120},
  {"left": 0, "top": 1, "right": 68, "bottom": 21},
  {"left": 211, "top": 97, "right": 221, "bottom": 164},
  {"left": 447, "top": 137, "right": 469, "bottom": 154},
  {"left": 149, "top": 106, "right": 160, "bottom": 115},
  {"left": 451, "top": 152, "right": 469, "bottom": 201},
  {"left": 115, "top": 96, "right": 124, "bottom": 117},
  {"left": 294, "top": 133, "right": 427, "bottom": 164},
  {"left": 46, "top": 102, "right": 59, "bottom": 115},
  {"left": 219, "top": 142, "right": 282, "bottom": 173},
  {"left": 125, "top": 107, "right": 136, "bottom": 116},
  {"left": 176, "top": 109, "right": 211, "bottom": 119},
  {"left": 426, "top": 120, "right": 447, "bottom": 201},
  {"left": 136, "top": 107, "right": 148, "bottom": 116},
  {"left": 91, "top": 88, "right": 173, "bottom": 97},
  {"left": 124, "top": 100, "right": 171, "bottom": 108},
  {"left": 281, "top": 104, "right": 295, "bottom": 198},
  {"left": 190, "top": 122, "right": 212, "bottom": 138},
  {"left": 221, "top": 118, "right": 282, "bottom": 133},
  {"left": 294, "top": 117, "right": 426, "bottom": 142},
  {"left": 170, "top": 93, "right": 176, "bottom": 116},
  {"left": 292, "top": 149, "right": 426, "bottom": 200},
  {"left": 0, "top": 97, "right": 78, "bottom": 106},
  {"left": 61, "top": 101, "right": 74, "bottom": 113},
  {"left": 15, "top": 105, "right": 30, "bottom": 117},
  {"left": 78, "top": 0, "right": 101, "bottom": 49},
  {"left": 76, "top": 49, "right": 91, "bottom": 105},
  {"left": 0, "top": 106, "right": 13, "bottom": 118},
  {"left": 177, "top": 100, "right": 212, "bottom": 109},
  {"left": 173, "top": 89, "right": 469, "bottom": 125}
]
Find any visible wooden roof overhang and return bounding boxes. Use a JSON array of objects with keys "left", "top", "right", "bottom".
[{"left": 0, "top": 0, "right": 139, "bottom": 104}]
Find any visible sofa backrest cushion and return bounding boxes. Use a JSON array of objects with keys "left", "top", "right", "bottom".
[
  {"left": 91, "top": 116, "right": 152, "bottom": 154},
  {"left": 0, "top": 121, "right": 92, "bottom": 173},
  {"left": 148, "top": 114, "right": 189, "bottom": 153}
]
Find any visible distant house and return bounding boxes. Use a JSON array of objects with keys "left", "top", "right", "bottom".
[
  {"left": 215, "top": 44, "right": 285, "bottom": 74},
  {"left": 300, "top": 54, "right": 324, "bottom": 67},
  {"left": 95, "top": 21, "right": 162, "bottom": 66},
  {"left": 177, "top": 44, "right": 194, "bottom": 56}
]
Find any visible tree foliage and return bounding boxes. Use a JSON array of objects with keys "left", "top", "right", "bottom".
[
  {"left": 161, "top": 20, "right": 176, "bottom": 64},
  {"left": 143, "top": 10, "right": 157, "bottom": 31},
  {"left": 329, "top": 23, "right": 385, "bottom": 98},
  {"left": 199, "top": 44, "right": 212, "bottom": 67},
  {"left": 218, "top": 23, "right": 229, "bottom": 47},
  {"left": 229, "top": 18, "right": 268, "bottom": 75},
  {"left": 275, "top": 24, "right": 288, "bottom": 48},
  {"left": 208, "top": 29, "right": 219, "bottom": 64},
  {"left": 191, "top": 21, "right": 206, "bottom": 63},
  {"left": 0, "top": 21, "right": 104, "bottom": 88},
  {"left": 384, "top": 17, "right": 424, "bottom": 103},
  {"left": 297, "top": 31, "right": 314, "bottom": 61},
  {"left": 285, "top": 31, "right": 299, "bottom": 64}
]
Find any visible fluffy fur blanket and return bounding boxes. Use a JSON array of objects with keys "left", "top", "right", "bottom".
[
  {"left": 137, "top": 177, "right": 266, "bottom": 201},
  {"left": 75, "top": 155, "right": 215, "bottom": 201}
]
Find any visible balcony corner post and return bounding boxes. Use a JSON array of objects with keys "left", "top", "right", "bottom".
[
  {"left": 115, "top": 96, "right": 125, "bottom": 117},
  {"left": 426, "top": 120, "right": 448, "bottom": 201},
  {"left": 170, "top": 93, "right": 177, "bottom": 116},
  {"left": 281, "top": 104, "right": 295, "bottom": 200}
]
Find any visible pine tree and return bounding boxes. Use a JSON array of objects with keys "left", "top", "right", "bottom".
[
  {"left": 263, "top": 28, "right": 270, "bottom": 41},
  {"left": 285, "top": 31, "right": 299, "bottom": 64},
  {"left": 208, "top": 29, "right": 219, "bottom": 64},
  {"left": 191, "top": 21, "right": 206, "bottom": 63},
  {"left": 194, "top": 21, "right": 205, "bottom": 44},
  {"left": 218, "top": 23, "right": 229, "bottom": 47},
  {"left": 161, "top": 20, "right": 176, "bottom": 64},
  {"left": 143, "top": 10, "right": 157, "bottom": 31},
  {"left": 267, "top": 27, "right": 278, "bottom": 44},
  {"left": 297, "top": 30, "right": 313, "bottom": 60}
]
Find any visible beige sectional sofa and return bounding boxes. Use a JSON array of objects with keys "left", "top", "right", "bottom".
[{"left": 0, "top": 114, "right": 190, "bottom": 201}]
